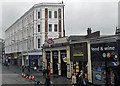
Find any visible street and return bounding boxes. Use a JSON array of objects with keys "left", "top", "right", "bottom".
[
  {"left": 2, "top": 64, "right": 35, "bottom": 85},
  {"left": 1, "top": 64, "right": 72, "bottom": 86}
]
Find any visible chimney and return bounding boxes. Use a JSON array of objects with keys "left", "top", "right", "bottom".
[{"left": 87, "top": 28, "right": 91, "bottom": 35}]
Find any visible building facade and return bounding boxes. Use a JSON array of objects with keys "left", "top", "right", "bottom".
[
  {"left": 90, "top": 35, "right": 120, "bottom": 85},
  {"left": 5, "top": 2, "right": 65, "bottom": 67},
  {"left": 42, "top": 29, "right": 100, "bottom": 80},
  {"left": 0, "top": 39, "right": 5, "bottom": 63}
]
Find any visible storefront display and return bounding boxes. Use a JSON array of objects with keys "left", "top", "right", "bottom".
[{"left": 91, "top": 42, "right": 118, "bottom": 85}]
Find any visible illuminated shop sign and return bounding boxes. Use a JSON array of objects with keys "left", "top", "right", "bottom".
[
  {"left": 91, "top": 42, "right": 118, "bottom": 61},
  {"left": 73, "top": 52, "right": 84, "bottom": 56},
  {"left": 70, "top": 42, "right": 87, "bottom": 61}
]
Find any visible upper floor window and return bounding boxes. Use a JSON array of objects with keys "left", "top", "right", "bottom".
[
  {"left": 54, "top": 11, "right": 57, "bottom": 18},
  {"left": 49, "top": 24, "right": 52, "bottom": 32},
  {"left": 38, "top": 12, "right": 40, "bottom": 19},
  {"left": 54, "top": 24, "right": 57, "bottom": 32},
  {"left": 38, "top": 25, "right": 40, "bottom": 32},
  {"left": 38, "top": 38, "right": 40, "bottom": 48},
  {"left": 49, "top": 11, "right": 52, "bottom": 18}
]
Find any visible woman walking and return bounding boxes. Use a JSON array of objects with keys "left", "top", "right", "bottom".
[{"left": 72, "top": 72, "right": 77, "bottom": 86}]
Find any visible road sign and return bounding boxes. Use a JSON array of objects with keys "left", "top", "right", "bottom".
[{"left": 47, "top": 38, "right": 54, "bottom": 45}]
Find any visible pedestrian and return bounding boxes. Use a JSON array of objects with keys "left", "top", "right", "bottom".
[
  {"left": 114, "top": 72, "right": 120, "bottom": 86},
  {"left": 76, "top": 72, "right": 80, "bottom": 85},
  {"left": 43, "top": 69, "right": 46, "bottom": 78},
  {"left": 72, "top": 72, "right": 76, "bottom": 86},
  {"left": 28, "top": 65, "right": 30, "bottom": 73},
  {"left": 45, "top": 75, "right": 50, "bottom": 86},
  {"left": 78, "top": 74, "right": 83, "bottom": 86},
  {"left": 22, "top": 65, "right": 24, "bottom": 73},
  {"left": 36, "top": 81, "right": 41, "bottom": 86}
]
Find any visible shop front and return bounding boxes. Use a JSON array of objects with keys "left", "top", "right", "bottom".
[
  {"left": 28, "top": 52, "right": 42, "bottom": 70},
  {"left": 52, "top": 51, "right": 58, "bottom": 75},
  {"left": 91, "top": 42, "right": 119, "bottom": 85},
  {"left": 60, "top": 50, "right": 67, "bottom": 76},
  {"left": 70, "top": 42, "right": 88, "bottom": 75}
]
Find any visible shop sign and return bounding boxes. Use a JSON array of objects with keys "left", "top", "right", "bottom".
[
  {"left": 95, "top": 74, "right": 102, "bottom": 81},
  {"left": 47, "top": 38, "right": 54, "bottom": 45},
  {"left": 63, "top": 57, "right": 67, "bottom": 62},
  {"left": 73, "top": 52, "right": 83, "bottom": 56},
  {"left": 91, "top": 42, "right": 117, "bottom": 61},
  {"left": 102, "top": 53, "right": 106, "bottom": 58},
  {"left": 107, "top": 53, "right": 110, "bottom": 58}
]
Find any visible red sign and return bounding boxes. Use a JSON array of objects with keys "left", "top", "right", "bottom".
[
  {"left": 47, "top": 38, "right": 53, "bottom": 45},
  {"left": 107, "top": 53, "right": 110, "bottom": 58}
]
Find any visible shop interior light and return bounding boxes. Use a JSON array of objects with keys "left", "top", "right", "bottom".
[{"left": 112, "top": 62, "right": 117, "bottom": 66}]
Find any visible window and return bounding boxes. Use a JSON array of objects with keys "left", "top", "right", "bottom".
[
  {"left": 38, "top": 25, "right": 40, "bottom": 32},
  {"left": 38, "top": 39, "right": 40, "bottom": 48},
  {"left": 49, "top": 11, "right": 52, "bottom": 18},
  {"left": 49, "top": 24, "right": 52, "bottom": 32},
  {"left": 54, "top": 11, "right": 57, "bottom": 18},
  {"left": 38, "top": 12, "right": 40, "bottom": 19},
  {"left": 54, "top": 24, "right": 57, "bottom": 32}
]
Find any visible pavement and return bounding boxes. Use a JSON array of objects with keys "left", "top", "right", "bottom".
[
  {"left": 4, "top": 64, "right": 72, "bottom": 85},
  {"left": 2, "top": 64, "right": 35, "bottom": 85}
]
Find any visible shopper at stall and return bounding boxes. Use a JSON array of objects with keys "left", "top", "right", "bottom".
[{"left": 72, "top": 72, "right": 77, "bottom": 86}]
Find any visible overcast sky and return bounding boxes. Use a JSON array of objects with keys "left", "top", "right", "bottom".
[{"left": 0, "top": 0, "right": 119, "bottom": 39}]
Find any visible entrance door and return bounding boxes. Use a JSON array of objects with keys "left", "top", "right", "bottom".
[
  {"left": 53, "top": 58, "right": 58, "bottom": 74},
  {"left": 61, "top": 57, "right": 67, "bottom": 76},
  {"left": 53, "top": 51, "right": 58, "bottom": 74},
  {"left": 61, "top": 51, "right": 67, "bottom": 76}
]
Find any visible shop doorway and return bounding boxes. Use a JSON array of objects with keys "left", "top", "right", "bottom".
[
  {"left": 46, "top": 51, "right": 50, "bottom": 69},
  {"left": 61, "top": 50, "right": 67, "bottom": 76},
  {"left": 107, "top": 66, "right": 118, "bottom": 85},
  {"left": 73, "top": 61, "right": 87, "bottom": 74},
  {"left": 53, "top": 51, "right": 58, "bottom": 74}
]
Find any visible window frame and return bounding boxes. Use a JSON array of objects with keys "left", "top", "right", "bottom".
[
  {"left": 49, "top": 11, "right": 52, "bottom": 18},
  {"left": 49, "top": 24, "right": 52, "bottom": 32},
  {"left": 54, "top": 24, "right": 57, "bottom": 32},
  {"left": 38, "top": 24, "right": 40, "bottom": 32},
  {"left": 38, "top": 38, "right": 40, "bottom": 48},
  {"left": 38, "top": 12, "right": 40, "bottom": 19},
  {"left": 54, "top": 11, "right": 57, "bottom": 18}
]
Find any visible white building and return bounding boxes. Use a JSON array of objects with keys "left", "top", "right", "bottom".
[{"left": 5, "top": 2, "right": 65, "bottom": 67}]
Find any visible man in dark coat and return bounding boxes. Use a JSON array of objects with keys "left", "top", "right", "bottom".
[{"left": 45, "top": 75, "right": 50, "bottom": 86}]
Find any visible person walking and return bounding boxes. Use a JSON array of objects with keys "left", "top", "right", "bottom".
[
  {"left": 43, "top": 69, "right": 46, "bottom": 78},
  {"left": 45, "top": 75, "right": 50, "bottom": 86},
  {"left": 72, "top": 72, "right": 77, "bottom": 86},
  {"left": 36, "top": 81, "right": 41, "bottom": 86},
  {"left": 76, "top": 72, "right": 80, "bottom": 85}
]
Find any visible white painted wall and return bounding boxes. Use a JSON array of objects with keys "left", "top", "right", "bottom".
[{"left": 5, "top": 3, "right": 64, "bottom": 54}]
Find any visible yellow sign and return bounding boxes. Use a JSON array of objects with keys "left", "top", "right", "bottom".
[
  {"left": 73, "top": 52, "right": 84, "bottom": 56},
  {"left": 14, "top": 53, "right": 18, "bottom": 59}
]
